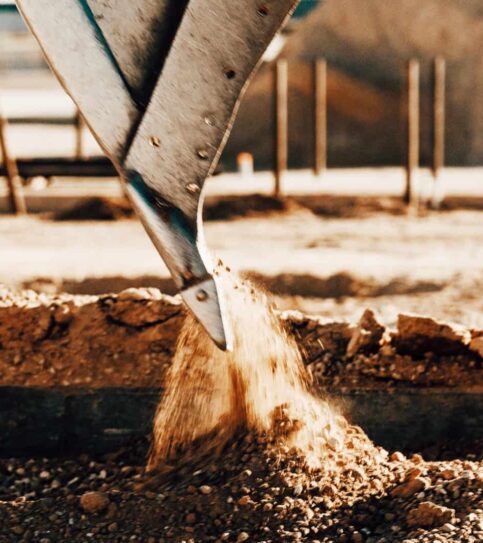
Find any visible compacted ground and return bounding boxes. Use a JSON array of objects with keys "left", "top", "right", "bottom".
[{"left": 0, "top": 287, "right": 481, "bottom": 389}]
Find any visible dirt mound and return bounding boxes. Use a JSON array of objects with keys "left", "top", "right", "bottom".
[
  {"left": 53, "top": 197, "right": 134, "bottom": 221},
  {"left": 0, "top": 280, "right": 481, "bottom": 541},
  {"left": 22, "top": 275, "right": 178, "bottom": 296},
  {"left": 440, "top": 197, "right": 483, "bottom": 212},
  {"left": 247, "top": 271, "right": 443, "bottom": 300},
  {"left": 54, "top": 194, "right": 295, "bottom": 223},
  {"left": 47, "top": 194, "right": 483, "bottom": 224},
  {"left": 249, "top": 271, "right": 373, "bottom": 299},
  {"left": 21, "top": 270, "right": 446, "bottom": 300},
  {"left": 0, "top": 286, "right": 480, "bottom": 389},
  {"left": 295, "top": 195, "right": 407, "bottom": 219}
]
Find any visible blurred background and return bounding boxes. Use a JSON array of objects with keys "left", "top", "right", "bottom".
[
  {"left": 3, "top": 0, "right": 483, "bottom": 168},
  {"left": 0, "top": 0, "right": 482, "bottom": 329}
]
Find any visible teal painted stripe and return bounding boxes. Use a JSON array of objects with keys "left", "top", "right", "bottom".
[
  {"left": 293, "top": 0, "right": 320, "bottom": 19},
  {"left": 127, "top": 173, "right": 196, "bottom": 244}
]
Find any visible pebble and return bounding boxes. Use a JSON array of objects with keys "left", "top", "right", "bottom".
[
  {"left": 441, "top": 523, "right": 456, "bottom": 532},
  {"left": 406, "top": 501, "right": 455, "bottom": 528},
  {"left": 185, "top": 513, "right": 196, "bottom": 524},
  {"left": 352, "top": 532, "right": 364, "bottom": 543},
  {"left": 391, "top": 477, "right": 429, "bottom": 498},
  {"left": 410, "top": 454, "right": 424, "bottom": 464},
  {"left": 0, "top": 421, "right": 479, "bottom": 543},
  {"left": 79, "top": 491, "right": 110, "bottom": 513},
  {"left": 441, "top": 468, "right": 457, "bottom": 480},
  {"left": 238, "top": 495, "right": 251, "bottom": 506},
  {"left": 107, "top": 522, "right": 118, "bottom": 533},
  {"left": 389, "top": 452, "right": 406, "bottom": 462},
  {"left": 199, "top": 485, "right": 212, "bottom": 495},
  {"left": 406, "top": 467, "right": 423, "bottom": 480}
]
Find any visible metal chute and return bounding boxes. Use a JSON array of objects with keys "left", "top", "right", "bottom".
[{"left": 16, "top": 0, "right": 300, "bottom": 350}]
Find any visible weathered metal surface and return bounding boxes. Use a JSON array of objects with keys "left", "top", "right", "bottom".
[
  {"left": 16, "top": 0, "right": 139, "bottom": 163},
  {"left": 125, "top": 0, "right": 299, "bottom": 220},
  {"left": 87, "top": 0, "right": 189, "bottom": 105},
  {"left": 1, "top": 387, "right": 481, "bottom": 456},
  {"left": 123, "top": 0, "right": 299, "bottom": 348}
]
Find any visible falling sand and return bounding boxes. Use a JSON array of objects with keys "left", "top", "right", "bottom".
[{"left": 148, "top": 274, "right": 350, "bottom": 471}]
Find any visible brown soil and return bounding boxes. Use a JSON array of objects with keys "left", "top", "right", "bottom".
[
  {"left": 0, "top": 287, "right": 481, "bottom": 389},
  {"left": 18, "top": 270, "right": 447, "bottom": 301},
  {"left": 0, "top": 289, "right": 483, "bottom": 387},
  {"left": 203, "top": 194, "right": 300, "bottom": 221},
  {"left": 216, "top": 194, "right": 483, "bottom": 220},
  {"left": 148, "top": 274, "right": 343, "bottom": 471},
  {"left": 0, "top": 279, "right": 481, "bottom": 543},
  {"left": 248, "top": 271, "right": 445, "bottom": 300},
  {"left": 2, "top": 199, "right": 481, "bottom": 334}
]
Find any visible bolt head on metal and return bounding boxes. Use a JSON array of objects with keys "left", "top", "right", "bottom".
[
  {"left": 186, "top": 183, "right": 200, "bottom": 194},
  {"left": 196, "top": 289, "right": 209, "bottom": 302},
  {"left": 149, "top": 136, "right": 160, "bottom": 147}
]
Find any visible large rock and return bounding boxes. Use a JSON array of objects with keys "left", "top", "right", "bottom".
[
  {"left": 346, "top": 308, "right": 385, "bottom": 357},
  {"left": 406, "top": 501, "right": 455, "bottom": 528},
  {"left": 394, "top": 314, "right": 471, "bottom": 356}
]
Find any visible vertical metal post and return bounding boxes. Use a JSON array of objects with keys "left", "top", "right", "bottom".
[
  {"left": 432, "top": 56, "right": 445, "bottom": 178},
  {"left": 0, "top": 114, "right": 27, "bottom": 215},
  {"left": 274, "top": 59, "right": 288, "bottom": 196},
  {"left": 314, "top": 58, "right": 327, "bottom": 176},
  {"left": 405, "top": 59, "right": 420, "bottom": 205},
  {"left": 74, "top": 109, "right": 84, "bottom": 159}
]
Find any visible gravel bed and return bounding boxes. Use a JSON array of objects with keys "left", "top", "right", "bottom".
[{"left": 0, "top": 430, "right": 481, "bottom": 543}]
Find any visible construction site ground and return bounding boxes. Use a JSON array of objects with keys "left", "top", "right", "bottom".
[
  {"left": 1, "top": 170, "right": 482, "bottom": 328},
  {"left": 0, "top": 172, "right": 482, "bottom": 543}
]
